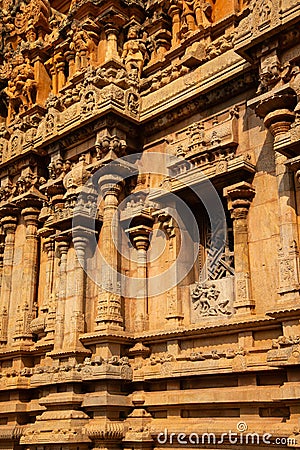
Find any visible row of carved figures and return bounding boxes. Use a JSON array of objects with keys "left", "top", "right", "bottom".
[{"left": 0, "top": 0, "right": 240, "bottom": 124}]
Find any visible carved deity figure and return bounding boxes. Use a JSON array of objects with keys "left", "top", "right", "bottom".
[
  {"left": 194, "top": 0, "right": 213, "bottom": 27},
  {"left": 181, "top": 0, "right": 197, "bottom": 33},
  {"left": 259, "top": 0, "right": 272, "bottom": 23},
  {"left": 169, "top": 0, "right": 212, "bottom": 44},
  {"left": 70, "top": 25, "right": 97, "bottom": 72},
  {"left": 192, "top": 282, "right": 231, "bottom": 316},
  {"left": 4, "top": 58, "right": 36, "bottom": 123},
  {"left": 122, "top": 26, "right": 147, "bottom": 79}
]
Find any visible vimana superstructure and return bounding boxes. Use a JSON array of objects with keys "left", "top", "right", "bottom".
[{"left": 0, "top": 0, "right": 300, "bottom": 449}]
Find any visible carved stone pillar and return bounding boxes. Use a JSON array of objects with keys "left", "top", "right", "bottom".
[
  {"left": 155, "top": 211, "right": 184, "bottom": 327},
  {"left": 275, "top": 153, "right": 300, "bottom": 298},
  {"left": 32, "top": 52, "right": 51, "bottom": 104},
  {"left": 95, "top": 175, "right": 123, "bottom": 330},
  {"left": 252, "top": 89, "right": 300, "bottom": 300},
  {"left": 127, "top": 225, "right": 152, "bottom": 332},
  {"left": 13, "top": 207, "right": 40, "bottom": 343},
  {"left": 65, "top": 50, "right": 76, "bottom": 79},
  {"left": 54, "top": 235, "right": 70, "bottom": 351},
  {"left": 0, "top": 229, "right": 5, "bottom": 295},
  {"left": 55, "top": 52, "right": 66, "bottom": 91},
  {"left": 47, "top": 59, "right": 58, "bottom": 95},
  {"left": 224, "top": 182, "right": 255, "bottom": 315},
  {"left": 67, "top": 230, "right": 90, "bottom": 350},
  {"left": 105, "top": 26, "right": 120, "bottom": 61},
  {"left": 169, "top": 4, "right": 182, "bottom": 47},
  {"left": 0, "top": 213, "right": 17, "bottom": 345},
  {"left": 42, "top": 231, "right": 56, "bottom": 340},
  {"left": 30, "top": 227, "right": 56, "bottom": 341}
]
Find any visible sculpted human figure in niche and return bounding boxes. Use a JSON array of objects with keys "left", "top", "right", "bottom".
[
  {"left": 194, "top": 0, "right": 213, "bottom": 27},
  {"left": 70, "top": 24, "right": 97, "bottom": 72},
  {"left": 181, "top": 0, "right": 196, "bottom": 33},
  {"left": 259, "top": 0, "right": 272, "bottom": 23},
  {"left": 4, "top": 57, "right": 36, "bottom": 123},
  {"left": 122, "top": 25, "right": 147, "bottom": 79}
]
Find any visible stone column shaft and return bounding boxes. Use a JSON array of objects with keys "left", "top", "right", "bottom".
[
  {"left": 96, "top": 177, "right": 123, "bottom": 330},
  {"left": 101, "top": 187, "right": 120, "bottom": 283},
  {"left": 105, "top": 28, "right": 119, "bottom": 61},
  {"left": 0, "top": 231, "right": 5, "bottom": 294},
  {"left": 253, "top": 90, "right": 299, "bottom": 299},
  {"left": 55, "top": 54, "right": 66, "bottom": 91},
  {"left": 128, "top": 225, "right": 152, "bottom": 332},
  {"left": 65, "top": 50, "right": 76, "bottom": 79},
  {"left": 0, "top": 215, "right": 17, "bottom": 344},
  {"left": 224, "top": 182, "right": 255, "bottom": 314},
  {"left": 155, "top": 211, "right": 184, "bottom": 327},
  {"left": 67, "top": 233, "right": 90, "bottom": 350},
  {"left": 14, "top": 208, "right": 40, "bottom": 342},
  {"left": 44, "top": 238, "right": 55, "bottom": 302},
  {"left": 43, "top": 236, "right": 56, "bottom": 339},
  {"left": 49, "top": 63, "right": 58, "bottom": 95},
  {"left": 276, "top": 153, "right": 300, "bottom": 296},
  {"left": 169, "top": 6, "right": 181, "bottom": 46},
  {"left": 54, "top": 237, "right": 70, "bottom": 350}
]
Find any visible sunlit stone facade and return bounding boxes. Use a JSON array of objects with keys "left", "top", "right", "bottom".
[{"left": 0, "top": 0, "right": 300, "bottom": 449}]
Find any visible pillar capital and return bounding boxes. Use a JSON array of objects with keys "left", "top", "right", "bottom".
[
  {"left": 224, "top": 182, "right": 255, "bottom": 314},
  {"left": 168, "top": 3, "right": 182, "bottom": 17},
  {"left": 224, "top": 182, "right": 255, "bottom": 219},
  {"left": 73, "top": 227, "right": 94, "bottom": 268},
  {"left": 1, "top": 215, "right": 18, "bottom": 234},
  {"left": 127, "top": 225, "right": 152, "bottom": 252},
  {"left": 21, "top": 207, "right": 40, "bottom": 224},
  {"left": 55, "top": 234, "right": 71, "bottom": 256},
  {"left": 248, "top": 87, "right": 297, "bottom": 139},
  {"left": 98, "top": 174, "right": 124, "bottom": 198},
  {"left": 104, "top": 24, "right": 120, "bottom": 37},
  {"left": 21, "top": 207, "right": 40, "bottom": 239}
]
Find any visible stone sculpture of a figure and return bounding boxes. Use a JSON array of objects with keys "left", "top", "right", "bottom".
[{"left": 122, "top": 25, "right": 147, "bottom": 79}]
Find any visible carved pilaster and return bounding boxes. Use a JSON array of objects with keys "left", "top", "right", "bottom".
[
  {"left": 13, "top": 207, "right": 40, "bottom": 344},
  {"left": 54, "top": 235, "right": 70, "bottom": 351},
  {"left": 169, "top": 4, "right": 182, "bottom": 47},
  {"left": 155, "top": 210, "right": 184, "bottom": 327},
  {"left": 38, "top": 228, "right": 56, "bottom": 340},
  {"left": 127, "top": 225, "right": 152, "bottom": 332},
  {"left": 105, "top": 26, "right": 120, "bottom": 62},
  {"left": 55, "top": 53, "right": 66, "bottom": 92},
  {"left": 95, "top": 175, "right": 124, "bottom": 330},
  {"left": 251, "top": 89, "right": 300, "bottom": 301},
  {"left": 65, "top": 50, "right": 76, "bottom": 79},
  {"left": 275, "top": 153, "right": 300, "bottom": 298},
  {"left": 67, "top": 229, "right": 91, "bottom": 350},
  {"left": 0, "top": 228, "right": 5, "bottom": 293},
  {"left": 0, "top": 213, "right": 17, "bottom": 345},
  {"left": 224, "top": 182, "right": 255, "bottom": 315}
]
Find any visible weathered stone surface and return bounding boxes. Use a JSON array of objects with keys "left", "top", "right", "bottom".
[{"left": 0, "top": 0, "right": 300, "bottom": 449}]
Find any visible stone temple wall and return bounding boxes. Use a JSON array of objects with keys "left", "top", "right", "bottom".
[{"left": 0, "top": 0, "right": 300, "bottom": 448}]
